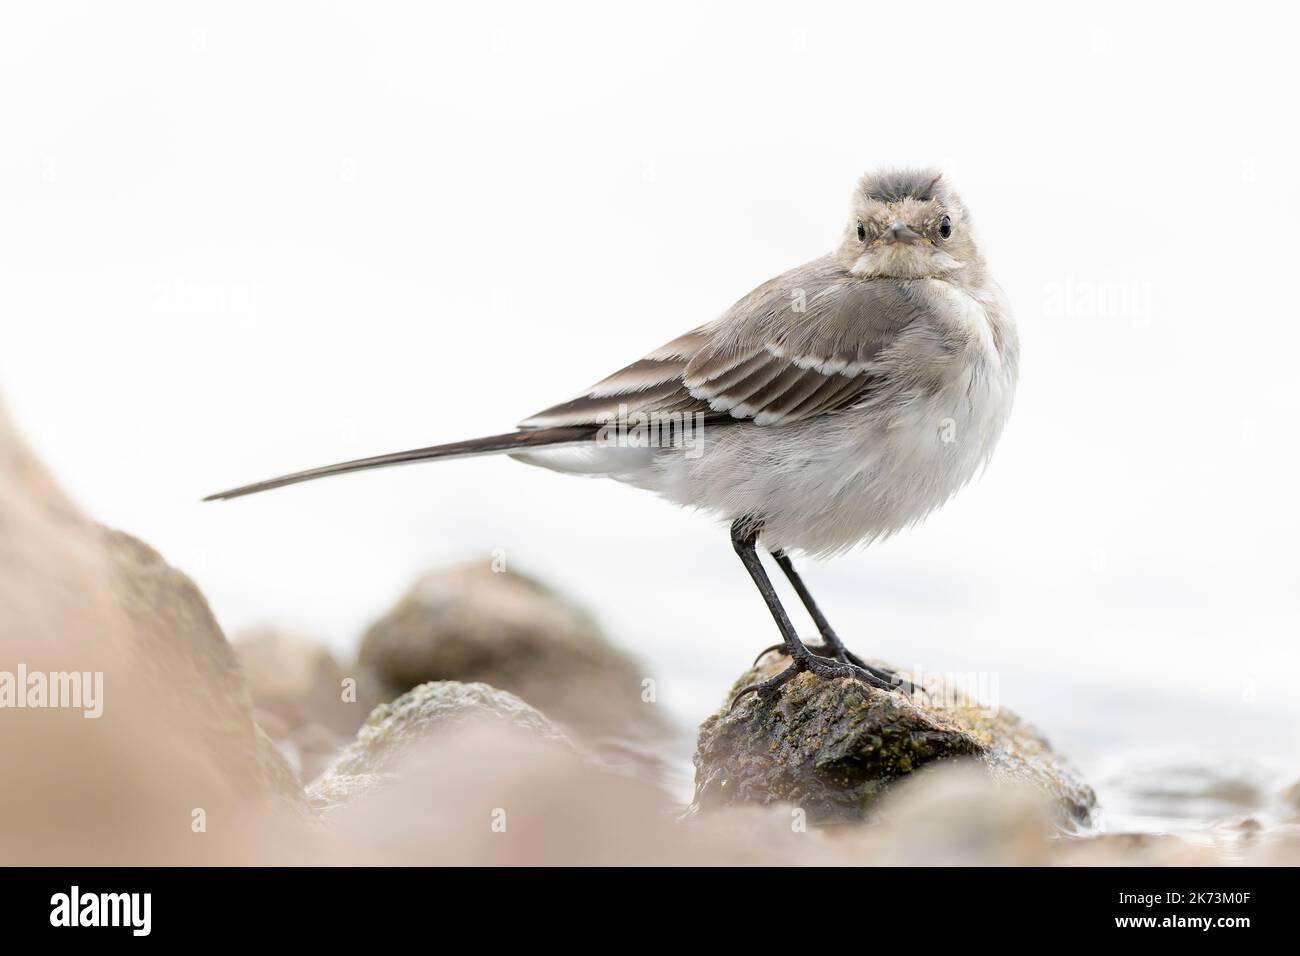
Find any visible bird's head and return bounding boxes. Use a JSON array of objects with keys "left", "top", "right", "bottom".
[{"left": 835, "top": 168, "right": 979, "bottom": 280}]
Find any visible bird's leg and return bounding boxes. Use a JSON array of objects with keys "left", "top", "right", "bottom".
[
  {"left": 728, "top": 520, "right": 896, "bottom": 710},
  {"left": 748, "top": 549, "right": 852, "bottom": 664},
  {"left": 770, "top": 550, "right": 854, "bottom": 661},
  {"left": 770, "top": 551, "right": 912, "bottom": 693}
]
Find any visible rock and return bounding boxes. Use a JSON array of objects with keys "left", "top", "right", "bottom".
[
  {"left": 864, "top": 762, "right": 1057, "bottom": 865},
  {"left": 235, "top": 628, "right": 389, "bottom": 781},
  {"left": 307, "top": 680, "right": 571, "bottom": 812},
  {"left": 250, "top": 724, "right": 306, "bottom": 809},
  {"left": 327, "top": 680, "right": 571, "bottom": 776},
  {"left": 1248, "top": 823, "right": 1300, "bottom": 865},
  {"left": 0, "top": 401, "right": 120, "bottom": 657},
  {"left": 99, "top": 527, "right": 305, "bottom": 807},
  {"left": 236, "top": 628, "right": 390, "bottom": 737},
  {"left": 235, "top": 628, "right": 348, "bottom": 730},
  {"left": 286, "top": 721, "right": 358, "bottom": 785},
  {"left": 356, "top": 563, "right": 671, "bottom": 746},
  {"left": 0, "top": 398, "right": 310, "bottom": 862},
  {"left": 693, "top": 651, "right": 1096, "bottom": 828},
  {"left": 1281, "top": 780, "right": 1300, "bottom": 823},
  {"left": 312, "top": 710, "right": 841, "bottom": 865}
]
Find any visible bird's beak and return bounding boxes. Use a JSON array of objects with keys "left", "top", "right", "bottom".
[{"left": 880, "top": 221, "right": 921, "bottom": 245}]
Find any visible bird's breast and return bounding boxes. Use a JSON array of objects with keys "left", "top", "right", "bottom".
[{"left": 916, "top": 278, "right": 1015, "bottom": 373}]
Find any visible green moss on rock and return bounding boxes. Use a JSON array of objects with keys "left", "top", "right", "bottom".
[{"left": 693, "top": 653, "right": 1096, "bottom": 828}]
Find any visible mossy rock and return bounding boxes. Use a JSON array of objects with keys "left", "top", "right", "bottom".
[
  {"left": 324, "top": 680, "right": 570, "bottom": 778},
  {"left": 693, "top": 652, "right": 1096, "bottom": 828},
  {"left": 307, "top": 680, "right": 573, "bottom": 812}
]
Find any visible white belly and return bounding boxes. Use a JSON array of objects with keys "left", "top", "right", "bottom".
[{"left": 639, "top": 354, "right": 1012, "bottom": 556}]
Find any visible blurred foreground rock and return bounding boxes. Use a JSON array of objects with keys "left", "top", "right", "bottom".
[
  {"left": 308, "top": 683, "right": 833, "bottom": 865},
  {"left": 694, "top": 650, "right": 1096, "bottom": 828},
  {"left": 0, "top": 400, "right": 309, "bottom": 863},
  {"left": 235, "top": 627, "right": 388, "bottom": 781},
  {"left": 235, "top": 628, "right": 351, "bottom": 733},
  {"left": 861, "top": 762, "right": 1057, "bottom": 865},
  {"left": 101, "top": 528, "right": 303, "bottom": 805},
  {"left": 308, "top": 680, "right": 570, "bottom": 811},
  {"left": 308, "top": 690, "right": 1294, "bottom": 865},
  {"left": 357, "top": 563, "right": 671, "bottom": 747}
]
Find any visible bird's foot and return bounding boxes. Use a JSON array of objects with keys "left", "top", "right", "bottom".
[
  {"left": 728, "top": 658, "right": 804, "bottom": 710},
  {"left": 748, "top": 639, "right": 917, "bottom": 695},
  {"left": 843, "top": 655, "right": 917, "bottom": 695},
  {"left": 752, "top": 639, "right": 830, "bottom": 664},
  {"left": 730, "top": 644, "right": 904, "bottom": 711}
]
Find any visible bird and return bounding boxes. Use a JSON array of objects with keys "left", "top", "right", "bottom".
[{"left": 206, "top": 167, "right": 1019, "bottom": 706}]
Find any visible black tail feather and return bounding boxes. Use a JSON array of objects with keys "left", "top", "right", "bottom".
[{"left": 202, "top": 425, "right": 596, "bottom": 501}]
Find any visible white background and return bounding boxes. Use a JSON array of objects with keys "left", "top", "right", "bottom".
[{"left": 4, "top": 2, "right": 1298, "bottom": 794}]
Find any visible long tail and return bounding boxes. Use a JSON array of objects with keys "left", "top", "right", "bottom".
[{"left": 202, "top": 425, "right": 596, "bottom": 501}]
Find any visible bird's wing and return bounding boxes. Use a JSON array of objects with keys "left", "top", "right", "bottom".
[
  {"left": 516, "top": 326, "right": 713, "bottom": 428},
  {"left": 518, "top": 256, "right": 921, "bottom": 429}
]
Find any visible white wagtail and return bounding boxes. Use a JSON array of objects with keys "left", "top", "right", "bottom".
[{"left": 207, "top": 168, "right": 1019, "bottom": 705}]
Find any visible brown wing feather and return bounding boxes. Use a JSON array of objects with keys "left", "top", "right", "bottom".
[{"left": 519, "top": 256, "right": 918, "bottom": 429}]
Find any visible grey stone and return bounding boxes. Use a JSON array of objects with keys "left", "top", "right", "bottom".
[
  {"left": 356, "top": 563, "right": 671, "bottom": 746},
  {"left": 308, "top": 680, "right": 571, "bottom": 812},
  {"left": 693, "top": 651, "right": 1096, "bottom": 828}
]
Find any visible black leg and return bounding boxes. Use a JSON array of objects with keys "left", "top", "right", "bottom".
[
  {"left": 728, "top": 519, "right": 895, "bottom": 709},
  {"left": 770, "top": 551, "right": 911, "bottom": 691},
  {"left": 770, "top": 551, "right": 854, "bottom": 660}
]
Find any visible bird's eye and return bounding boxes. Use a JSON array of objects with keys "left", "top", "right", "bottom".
[
  {"left": 938, "top": 215, "right": 952, "bottom": 240},
  {"left": 856, "top": 222, "right": 866, "bottom": 242}
]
